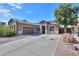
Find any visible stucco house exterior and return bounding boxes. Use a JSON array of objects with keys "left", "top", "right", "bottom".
[
  {"left": 39, "top": 20, "right": 58, "bottom": 34},
  {"left": 8, "top": 18, "right": 36, "bottom": 35},
  {"left": 8, "top": 18, "right": 79, "bottom": 35},
  {"left": 8, "top": 18, "right": 59, "bottom": 34}
]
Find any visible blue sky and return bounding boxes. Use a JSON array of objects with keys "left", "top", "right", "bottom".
[{"left": 0, "top": 3, "right": 79, "bottom": 24}]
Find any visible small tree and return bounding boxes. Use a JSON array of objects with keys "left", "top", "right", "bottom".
[
  {"left": 69, "top": 7, "right": 79, "bottom": 34},
  {"left": 55, "top": 3, "right": 79, "bottom": 33}
]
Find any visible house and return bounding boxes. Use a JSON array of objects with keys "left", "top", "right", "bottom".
[
  {"left": 8, "top": 18, "right": 79, "bottom": 35},
  {"left": 8, "top": 18, "right": 59, "bottom": 34}
]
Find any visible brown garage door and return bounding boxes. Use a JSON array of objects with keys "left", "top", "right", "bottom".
[
  {"left": 23, "top": 27, "right": 34, "bottom": 34},
  {"left": 59, "top": 28, "right": 72, "bottom": 34},
  {"left": 59, "top": 28, "right": 64, "bottom": 34}
]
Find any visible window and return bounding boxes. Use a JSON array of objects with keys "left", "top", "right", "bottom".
[
  {"left": 14, "top": 25, "right": 16, "bottom": 30},
  {"left": 10, "top": 25, "right": 16, "bottom": 30},
  {"left": 12, "top": 25, "right": 13, "bottom": 29},
  {"left": 50, "top": 27, "right": 54, "bottom": 31},
  {"left": 37, "top": 27, "right": 40, "bottom": 31}
]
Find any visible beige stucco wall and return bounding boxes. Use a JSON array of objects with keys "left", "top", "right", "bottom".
[
  {"left": 9, "top": 21, "right": 36, "bottom": 35},
  {"left": 40, "top": 23, "right": 58, "bottom": 34},
  {"left": 47, "top": 24, "right": 58, "bottom": 34},
  {"left": 74, "top": 18, "right": 79, "bottom": 34},
  {"left": 18, "top": 24, "right": 23, "bottom": 35},
  {"left": 9, "top": 21, "right": 17, "bottom": 30},
  {"left": 74, "top": 26, "right": 78, "bottom": 33},
  {"left": 9, "top": 21, "right": 23, "bottom": 35}
]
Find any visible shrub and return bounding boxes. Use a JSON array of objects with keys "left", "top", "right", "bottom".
[
  {"left": 0, "top": 24, "right": 4, "bottom": 29},
  {"left": 0, "top": 28, "right": 16, "bottom": 37}
]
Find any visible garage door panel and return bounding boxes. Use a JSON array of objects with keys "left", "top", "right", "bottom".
[{"left": 23, "top": 27, "right": 34, "bottom": 34}]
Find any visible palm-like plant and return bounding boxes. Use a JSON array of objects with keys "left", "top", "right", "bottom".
[{"left": 55, "top": 3, "right": 79, "bottom": 33}]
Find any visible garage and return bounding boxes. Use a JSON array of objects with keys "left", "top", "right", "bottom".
[
  {"left": 59, "top": 28, "right": 72, "bottom": 34},
  {"left": 23, "top": 27, "right": 34, "bottom": 34}
]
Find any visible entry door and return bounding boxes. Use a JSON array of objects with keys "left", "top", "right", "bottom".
[{"left": 42, "top": 26, "right": 45, "bottom": 34}]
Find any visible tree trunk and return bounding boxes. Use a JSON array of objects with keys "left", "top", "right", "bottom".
[
  {"left": 71, "top": 27, "right": 74, "bottom": 34},
  {"left": 64, "top": 27, "right": 66, "bottom": 33},
  {"left": 57, "top": 20, "right": 60, "bottom": 34}
]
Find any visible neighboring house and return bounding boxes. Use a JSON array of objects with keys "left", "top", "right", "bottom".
[{"left": 8, "top": 18, "right": 79, "bottom": 35}]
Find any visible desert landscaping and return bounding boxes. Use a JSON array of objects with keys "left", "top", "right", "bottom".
[{"left": 0, "top": 3, "right": 79, "bottom": 56}]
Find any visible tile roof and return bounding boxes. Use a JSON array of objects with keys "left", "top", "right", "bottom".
[
  {"left": 8, "top": 18, "right": 58, "bottom": 26},
  {"left": 8, "top": 18, "right": 36, "bottom": 26},
  {"left": 39, "top": 20, "right": 57, "bottom": 24}
]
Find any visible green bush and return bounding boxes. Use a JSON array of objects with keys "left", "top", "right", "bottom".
[{"left": 0, "top": 28, "right": 16, "bottom": 37}]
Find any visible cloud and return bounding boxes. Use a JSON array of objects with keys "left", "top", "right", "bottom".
[
  {"left": 8, "top": 3, "right": 23, "bottom": 9},
  {"left": 10, "top": 15, "right": 15, "bottom": 18},
  {"left": 4, "top": 13, "right": 11, "bottom": 16},
  {"left": 27, "top": 11, "right": 32, "bottom": 13},
  {"left": 0, "top": 8, "right": 11, "bottom": 17},
  {"left": 0, "top": 8, "right": 10, "bottom": 13}
]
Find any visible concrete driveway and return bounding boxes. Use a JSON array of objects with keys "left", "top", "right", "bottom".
[{"left": 0, "top": 34, "right": 60, "bottom": 56}]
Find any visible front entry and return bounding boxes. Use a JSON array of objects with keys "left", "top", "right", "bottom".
[{"left": 42, "top": 26, "right": 45, "bottom": 34}]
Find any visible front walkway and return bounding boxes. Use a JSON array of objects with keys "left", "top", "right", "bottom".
[{"left": 0, "top": 34, "right": 60, "bottom": 56}]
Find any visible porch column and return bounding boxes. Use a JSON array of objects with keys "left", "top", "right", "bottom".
[
  {"left": 40, "top": 25, "right": 42, "bottom": 34},
  {"left": 34, "top": 26, "right": 36, "bottom": 34},
  {"left": 45, "top": 23, "right": 48, "bottom": 34}
]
